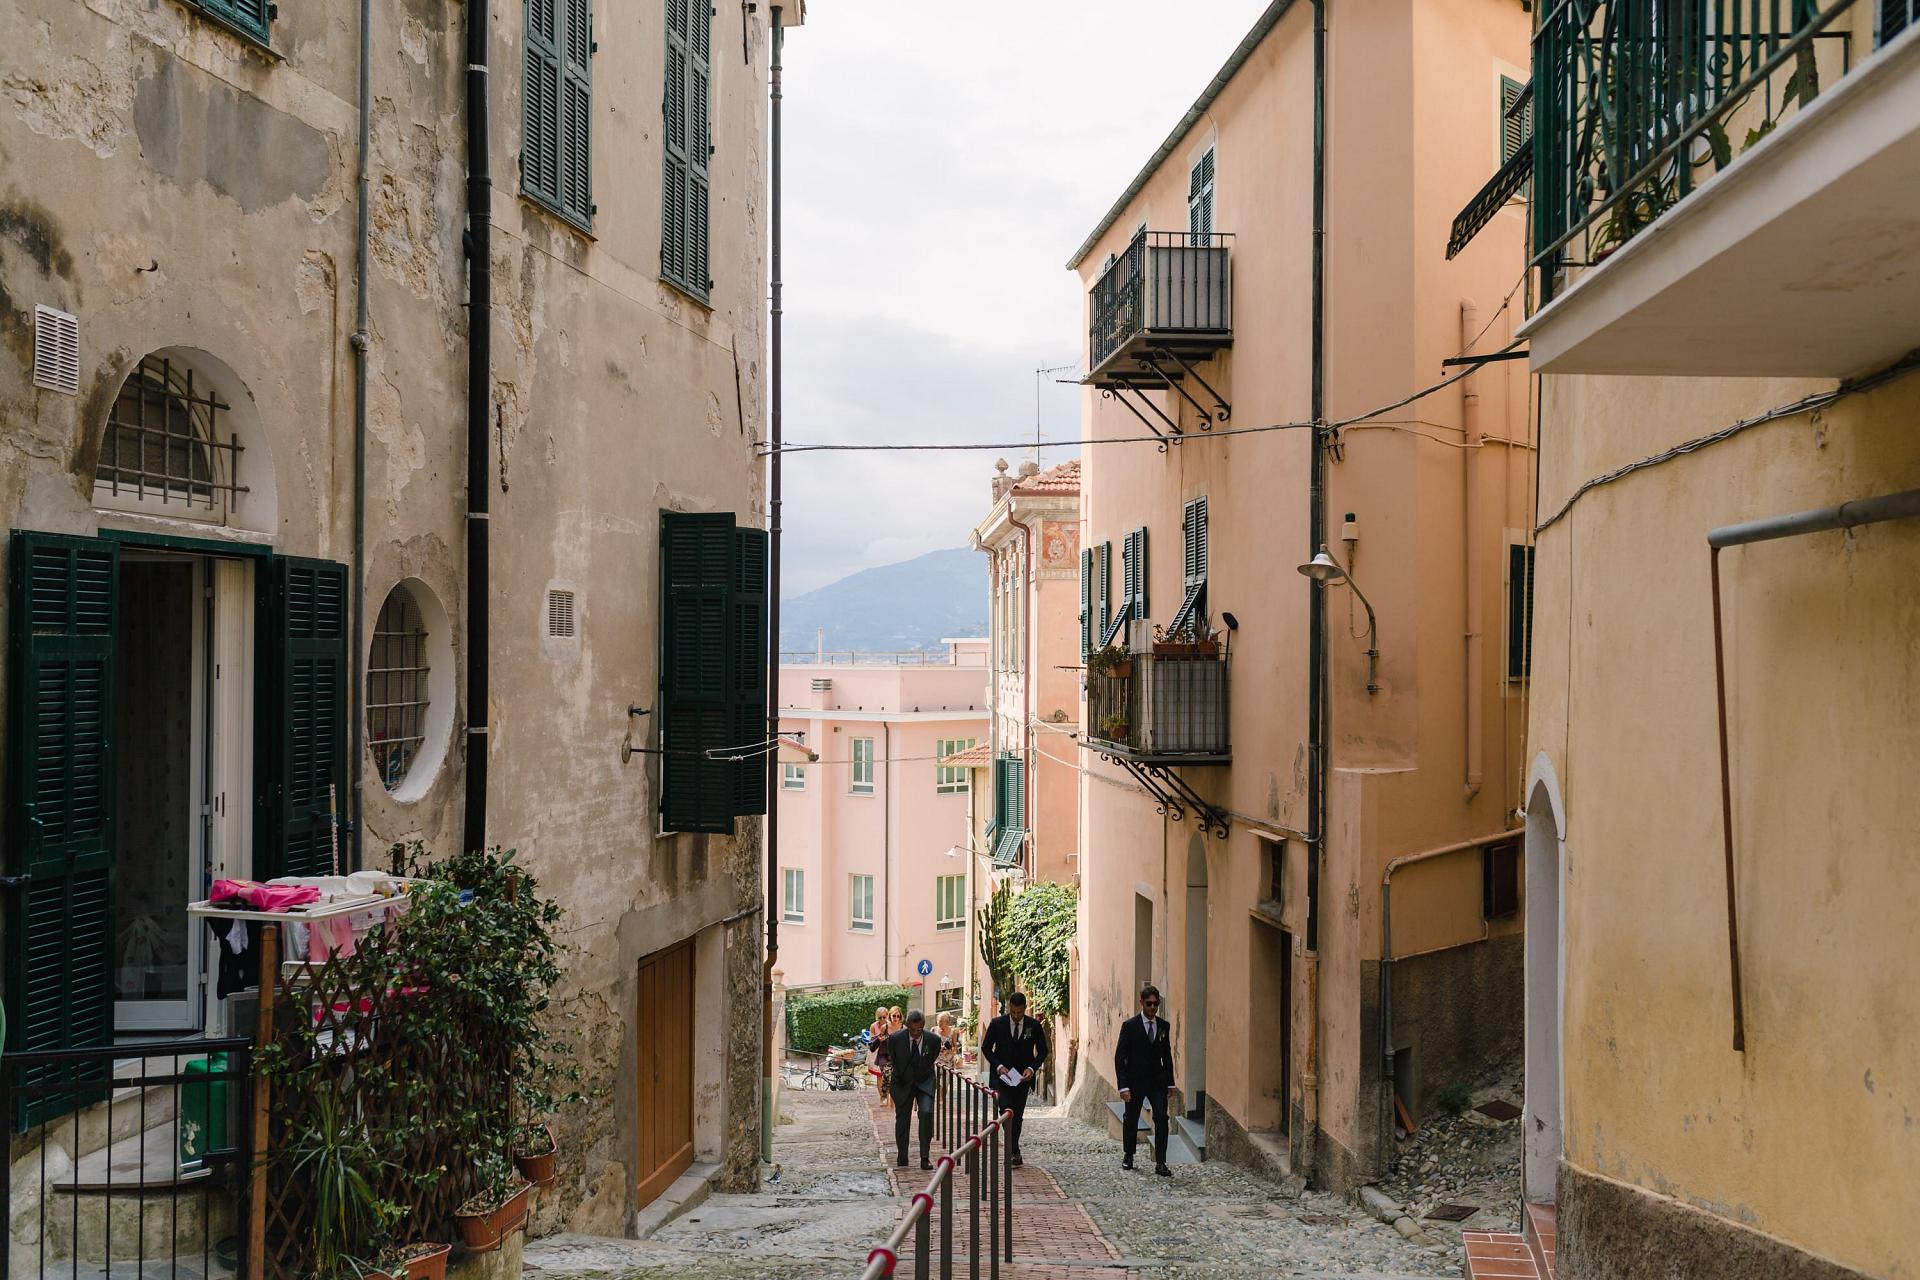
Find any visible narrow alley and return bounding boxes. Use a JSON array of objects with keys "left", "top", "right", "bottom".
[{"left": 527, "top": 1089, "right": 1458, "bottom": 1279}]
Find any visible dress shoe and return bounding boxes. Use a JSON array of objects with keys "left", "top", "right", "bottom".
[
  {"left": 1154, "top": 1164, "right": 1172, "bottom": 1177},
  {"left": 896, "top": 1157, "right": 908, "bottom": 1168},
  {"left": 1121, "top": 1155, "right": 1134, "bottom": 1170},
  {"left": 921, "top": 1159, "right": 933, "bottom": 1170},
  {"left": 1010, "top": 1154, "right": 1024, "bottom": 1167}
]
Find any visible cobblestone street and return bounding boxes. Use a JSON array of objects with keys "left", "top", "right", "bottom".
[{"left": 526, "top": 1087, "right": 1461, "bottom": 1279}]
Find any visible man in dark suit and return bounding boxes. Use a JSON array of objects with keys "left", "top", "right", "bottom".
[
  {"left": 887, "top": 1008, "right": 943, "bottom": 1169},
  {"left": 979, "top": 992, "right": 1049, "bottom": 1167},
  {"left": 1113, "top": 982, "right": 1176, "bottom": 1175}
]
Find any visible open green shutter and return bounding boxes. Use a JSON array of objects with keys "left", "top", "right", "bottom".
[
  {"left": 559, "top": 0, "right": 594, "bottom": 226},
  {"left": 1079, "top": 548, "right": 1093, "bottom": 660},
  {"left": 661, "top": 511, "right": 734, "bottom": 833},
  {"left": 6, "top": 533, "right": 118, "bottom": 1127},
  {"left": 687, "top": 0, "right": 712, "bottom": 295},
  {"left": 730, "top": 525, "right": 769, "bottom": 817},
  {"left": 1170, "top": 498, "right": 1208, "bottom": 637},
  {"left": 524, "top": 0, "right": 564, "bottom": 210},
  {"left": 258, "top": 557, "right": 348, "bottom": 880}
]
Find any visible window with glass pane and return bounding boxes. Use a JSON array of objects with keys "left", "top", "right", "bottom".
[
  {"left": 781, "top": 762, "right": 805, "bottom": 790},
  {"left": 936, "top": 874, "right": 966, "bottom": 930},
  {"left": 851, "top": 737, "right": 875, "bottom": 794},
  {"left": 782, "top": 867, "right": 804, "bottom": 923},
  {"left": 850, "top": 874, "right": 875, "bottom": 930},
  {"left": 936, "top": 737, "right": 976, "bottom": 793}
]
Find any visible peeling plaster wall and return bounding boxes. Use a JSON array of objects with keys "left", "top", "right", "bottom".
[{"left": 1, "top": 0, "right": 771, "bottom": 1234}]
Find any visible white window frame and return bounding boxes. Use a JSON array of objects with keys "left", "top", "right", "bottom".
[
  {"left": 781, "top": 762, "right": 806, "bottom": 791},
  {"left": 850, "top": 737, "right": 875, "bottom": 795},
  {"left": 936, "top": 737, "right": 975, "bottom": 794},
  {"left": 935, "top": 874, "right": 966, "bottom": 931},
  {"left": 850, "top": 873, "right": 875, "bottom": 931},
  {"left": 782, "top": 867, "right": 805, "bottom": 923}
]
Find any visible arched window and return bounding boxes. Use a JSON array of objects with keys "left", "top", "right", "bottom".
[
  {"left": 367, "top": 579, "right": 454, "bottom": 801},
  {"left": 94, "top": 354, "right": 247, "bottom": 522}
]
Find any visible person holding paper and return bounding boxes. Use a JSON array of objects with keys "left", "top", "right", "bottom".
[
  {"left": 886, "top": 1009, "right": 943, "bottom": 1169},
  {"left": 979, "top": 991, "right": 1048, "bottom": 1167},
  {"left": 1113, "top": 983, "right": 1176, "bottom": 1175}
]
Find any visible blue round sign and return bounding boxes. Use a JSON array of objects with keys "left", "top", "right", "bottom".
[{"left": 917, "top": 958, "right": 933, "bottom": 977}]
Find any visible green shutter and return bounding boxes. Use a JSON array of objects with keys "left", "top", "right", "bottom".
[
  {"left": 661, "top": 511, "right": 734, "bottom": 833},
  {"left": 6, "top": 533, "right": 118, "bottom": 1128},
  {"left": 730, "top": 525, "right": 769, "bottom": 817},
  {"left": 257, "top": 557, "right": 348, "bottom": 880},
  {"left": 559, "top": 0, "right": 594, "bottom": 226},
  {"left": 525, "top": 0, "right": 591, "bottom": 228},
  {"left": 524, "top": 0, "right": 563, "bottom": 209},
  {"left": 1170, "top": 498, "right": 1208, "bottom": 637},
  {"left": 1079, "top": 548, "right": 1093, "bottom": 661},
  {"left": 661, "top": 0, "right": 711, "bottom": 300},
  {"left": 193, "top": 0, "right": 272, "bottom": 44}
]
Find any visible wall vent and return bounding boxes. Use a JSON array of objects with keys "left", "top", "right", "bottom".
[
  {"left": 32, "top": 306, "right": 79, "bottom": 395},
  {"left": 810, "top": 678, "right": 832, "bottom": 692},
  {"left": 546, "top": 589, "right": 576, "bottom": 638}
]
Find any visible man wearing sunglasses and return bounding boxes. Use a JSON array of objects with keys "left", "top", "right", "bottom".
[{"left": 1113, "top": 983, "right": 1176, "bottom": 1175}]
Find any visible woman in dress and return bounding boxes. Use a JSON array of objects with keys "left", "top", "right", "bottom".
[{"left": 869, "top": 1006, "right": 890, "bottom": 1095}]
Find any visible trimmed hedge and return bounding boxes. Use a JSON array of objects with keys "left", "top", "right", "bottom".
[{"left": 786, "top": 984, "right": 911, "bottom": 1056}]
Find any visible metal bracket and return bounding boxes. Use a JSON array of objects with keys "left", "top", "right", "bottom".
[
  {"left": 1101, "top": 388, "right": 1177, "bottom": 453},
  {"left": 1150, "top": 347, "right": 1231, "bottom": 423},
  {"left": 1099, "top": 754, "right": 1230, "bottom": 840}
]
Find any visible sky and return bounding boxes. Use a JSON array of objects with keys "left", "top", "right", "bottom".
[{"left": 778, "top": 0, "right": 1275, "bottom": 594}]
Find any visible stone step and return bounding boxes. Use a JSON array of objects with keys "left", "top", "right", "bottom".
[
  {"left": 1103, "top": 1102, "right": 1200, "bottom": 1165},
  {"left": 1175, "top": 1114, "right": 1207, "bottom": 1158}
]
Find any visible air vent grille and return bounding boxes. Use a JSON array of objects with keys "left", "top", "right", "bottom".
[
  {"left": 33, "top": 306, "right": 79, "bottom": 396},
  {"left": 810, "top": 678, "right": 832, "bottom": 692},
  {"left": 546, "top": 589, "right": 576, "bottom": 638}
]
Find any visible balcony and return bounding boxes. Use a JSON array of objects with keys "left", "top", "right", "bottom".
[
  {"left": 1086, "top": 232, "right": 1233, "bottom": 421},
  {"left": 1522, "top": 0, "right": 1920, "bottom": 376},
  {"left": 1084, "top": 648, "right": 1230, "bottom": 765}
]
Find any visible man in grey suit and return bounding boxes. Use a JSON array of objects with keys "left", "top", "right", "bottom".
[{"left": 887, "top": 1008, "right": 943, "bottom": 1169}]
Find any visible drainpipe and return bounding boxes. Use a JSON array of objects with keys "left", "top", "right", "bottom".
[
  {"left": 1007, "top": 502, "right": 1036, "bottom": 878},
  {"left": 1460, "top": 299, "right": 1484, "bottom": 802},
  {"left": 1298, "top": 0, "right": 1328, "bottom": 1187},
  {"left": 348, "top": 0, "right": 372, "bottom": 868},
  {"left": 761, "top": 5, "right": 784, "bottom": 1166},
  {"left": 883, "top": 720, "right": 893, "bottom": 983},
  {"left": 460, "top": 0, "right": 492, "bottom": 856},
  {"left": 1708, "top": 485, "right": 1920, "bottom": 1053}
]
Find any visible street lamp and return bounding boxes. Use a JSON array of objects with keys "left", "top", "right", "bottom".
[{"left": 1297, "top": 546, "right": 1380, "bottom": 695}]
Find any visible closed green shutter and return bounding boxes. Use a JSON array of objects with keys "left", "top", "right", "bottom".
[
  {"left": 257, "top": 558, "right": 349, "bottom": 880},
  {"left": 6, "top": 533, "right": 118, "bottom": 1128},
  {"left": 730, "top": 525, "right": 769, "bottom": 817},
  {"left": 193, "top": 0, "right": 272, "bottom": 44},
  {"left": 524, "top": 0, "right": 563, "bottom": 210},
  {"left": 1170, "top": 497, "right": 1209, "bottom": 637},
  {"left": 560, "top": 0, "right": 594, "bottom": 226},
  {"left": 661, "top": 511, "right": 734, "bottom": 833},
  {"left": 524, "top": 0, "right": 592, "bottom": 229},
  {"left": 662, "top": 0, "right": 712, "bottom": 300},
  {"left": 1079, "top": 548, "right": 1093, "bottom": 661},
  {"left": 1188, "top": 147, "right": 1215, "bottom": 244}
]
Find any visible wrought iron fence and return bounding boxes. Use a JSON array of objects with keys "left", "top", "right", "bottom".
[
  {"left": 1532, "top": 0, "right": 1890, "bottom": 300},
  {"left": 1086, "top": 649, "right": 1230, "bottom": 762},
  {"left": 1087, "top": 231, "right": 1233, "bottom": 372},
  {"left": 2, "top": 1037, "right": 253, "bottom": 1280},
  {"left": 857, "top": 1064, "right": 1014, "bottom": 1279}
]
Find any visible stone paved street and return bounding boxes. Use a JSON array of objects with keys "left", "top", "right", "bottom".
[{"left": 525, "top": 1086, "right": 1461, "bottom": 1279}]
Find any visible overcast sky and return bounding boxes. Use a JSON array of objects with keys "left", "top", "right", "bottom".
[{"left": 778, "top": 0, "right": 1274, "bottom": 594}]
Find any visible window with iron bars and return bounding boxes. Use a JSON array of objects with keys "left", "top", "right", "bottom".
[
  {"left": 94, "top": 354, "right": 246, "bottom": 523},
  {"left": 369, "top": 585, "right": 432, "bottom": 792}
]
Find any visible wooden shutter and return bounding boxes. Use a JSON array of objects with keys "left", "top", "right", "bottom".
[
  {"left": 1127, "top": 527, "right": 1148, "bottom": 621},
  {"left": 660, "top": 511, "right": 740, "bottom": 833},
  {"left": 523, "top": 0, "right": 564, "bottom": 211},
  {"left": 1079, "top": 548, "right": 1093, "bottom": 661},
  {"left": 258, "top": 557, "right": 348, "bottom": 879},
  {"left": 662, "top": 0, "right": 711, "bottom": 300},
  {"left": 1096, "top": 542, "right": 1113, "bottom": 647},
  {"left": 730, "top": 525, "right": 768, "bottom": 817},
  {"left": 1170, "top": 497, "right": 1209, "bottom": 637},
  {"left": 1188, "top": 147, "right": 1215, "bottom": 243},
  {"left": 196, "top": 0, "right": 271, "bottom": 43},
  {"left": 1500, "top": 76, "right": 1532, "bottom": 166},
  {"left": 6, "top": 534, "right": 118, "bottom": 1126},
  {"left": 687, "top": 0, "right": 712, "bottom": 295},
  {"left": 559, "top": 0, "right": 595, "bottom": 226},
  {"left": 1884, "top": 0, "right": 1913, "bottom": 45},
  {"left": 1507, "top": 543, "right": 1535, "bottom": 680}
]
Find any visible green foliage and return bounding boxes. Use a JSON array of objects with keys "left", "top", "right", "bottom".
[
  {"left": 1434, "top": 1080, "right": 1475, "bottom": 1118},
  {"left": 284, "top": 1091, "right": 399, "bottom": 1280},
  {"left": 996, "top": 883, "right": 1076, "bottom": 1021},
  {"left": 1085, "top": 645, "right": 1128, "bottom": 679},
  {"left": 786, "top": 985, "right": 909, "bottom": 1055},
  {"left": 975, "top": 881, "right": 1015, "bottom": 1006}
]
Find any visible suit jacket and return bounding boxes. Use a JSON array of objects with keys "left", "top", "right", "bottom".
[
  {"left": 887, "top": 1029, "right": 942, "bottom": 1101},
  {"left": 980, "top": 1014, "right": 1049, "bottom": 1087},
  {"left": 1113, "top": 1014, "right": 1175, "bottom": 1095}
]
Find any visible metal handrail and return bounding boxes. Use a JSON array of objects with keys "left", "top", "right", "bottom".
[{"left": 857, "top": 1062, "right": 1015, "bottom": 1279}]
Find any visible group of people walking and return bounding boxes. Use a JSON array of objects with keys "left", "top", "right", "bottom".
[{"left": 876, "top": 984, "right": 1179, "bottom": 1178}]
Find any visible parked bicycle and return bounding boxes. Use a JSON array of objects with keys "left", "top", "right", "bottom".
[{"left": 783, "top": 1033, "right": 865, "bottom": 1090}]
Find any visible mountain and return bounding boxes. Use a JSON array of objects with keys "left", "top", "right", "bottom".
[{"left": 781, "top": 547, "right": 985, "bottom": 655}]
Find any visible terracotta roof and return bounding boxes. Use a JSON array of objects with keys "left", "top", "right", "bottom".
[
  {"left": 1013, "top": 458, "right": 1080, "bottom": 495},
  {"left": 940, "top": 743, "right": 993, "bottom": 768}
]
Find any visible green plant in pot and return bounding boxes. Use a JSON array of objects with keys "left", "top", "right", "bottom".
[
  {"left": 1085, "top": 645, "right": 1132, "bottom": 679},
  {"left": 285, "top": 1091, "right": 400, "bottom": 1280},
  {"left": 1099, "top": 711, "right": 1130, "bottom": 742}
]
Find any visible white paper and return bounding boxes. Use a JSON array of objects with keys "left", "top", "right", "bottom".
[{"left": 998, "top": 1067, "right": 1023, "bottom": 1088}]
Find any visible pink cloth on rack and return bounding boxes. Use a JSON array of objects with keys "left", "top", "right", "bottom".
[{"left": 209, "top": 879, "right": 321, "bottom": 912}]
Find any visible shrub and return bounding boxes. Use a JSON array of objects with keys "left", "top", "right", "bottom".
[
  {"left": 1435, "top": 1080, "right": 1475, "bottom": 1118},
  {"left": 998, "top": 883, "right": 1076, "bottom": 1020},
  {"left": 786, "top": 985, "right": 910, "bottom": 1055}
]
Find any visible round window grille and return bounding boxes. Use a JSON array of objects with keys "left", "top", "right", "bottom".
[{"left": 369, "top": 585, "right": 431, "bottom": 792}]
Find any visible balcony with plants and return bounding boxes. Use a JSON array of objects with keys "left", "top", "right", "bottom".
[
  {"left": 1083, "top": 622, "right": 1231, "bottom": 767},
  {"left": 1522, "top": 0, "right": 1920, "bottom": 376}
]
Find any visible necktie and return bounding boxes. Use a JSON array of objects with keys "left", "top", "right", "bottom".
[
  {"left": 913, "top": 1036, "right": 922, "bottom": 1059},
  {"left": 1146, "top": 1018, "right": 1155, "bottom": 1042},
  {"left": 1014, "top": 1021, "right": 1021, "bottom": 1042}
]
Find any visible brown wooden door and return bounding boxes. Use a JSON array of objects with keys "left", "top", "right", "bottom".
[{"left": 636, "top": 939, "right": 695, "bottom": 1209}]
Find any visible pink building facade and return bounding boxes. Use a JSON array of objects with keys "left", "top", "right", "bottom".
[{"left": 773, "top": 643, "right": 989, "bottom": 1009}]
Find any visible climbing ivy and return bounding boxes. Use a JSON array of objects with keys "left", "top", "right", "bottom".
[{"left": 997, "top": 883, "right": 1077, "bottom": 1021}]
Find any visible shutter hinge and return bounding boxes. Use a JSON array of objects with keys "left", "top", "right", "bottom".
[
  {"left": 267, "top": 2, "right": 278, "bottom": 17},
  {"left": 0, "top": 873, "right": 32, "bottom": 890}
]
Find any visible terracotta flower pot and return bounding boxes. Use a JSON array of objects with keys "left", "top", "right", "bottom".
[
  {"left": 454, "top": 1180, "right": 532, "bottom": 1253},
  {"left": 515, "top": 1124, "right": 558, "bottom": 1189},
  {"left": 402, "top": 1243, "right": 451, "bottom": 1280}
]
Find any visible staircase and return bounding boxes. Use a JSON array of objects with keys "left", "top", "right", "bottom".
[
  {"left": 1104, "top": 1100, "right": 1203, "bottom": 1164},
  {"left": 1463, "top": 1201, "right": 1555, "bottom": 1279}
]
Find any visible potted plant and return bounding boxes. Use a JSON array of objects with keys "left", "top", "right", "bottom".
[
  {"left": 1099, "top": 711, "right": 1131, "bottom": 742},
  {"left": 514, "top": 1121, "right": 558, "bottom": 1189},
  {"left": 1150, "top": 622, "right": 1220, "bottom": 658},
  {"left": 284, "top": 1092, "right": 401, "bottom": 1280},
  {"left": 1085, "top": 645, "right": 1132, "bottom": 679},
  {"left": 454, "top": 1153, "right": 534, "bottom": 1252},
  {"left": 368, "top": 1243, "right": 453, "bottom": 1280}
]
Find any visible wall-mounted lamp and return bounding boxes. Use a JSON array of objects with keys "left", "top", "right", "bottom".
[{"left": 1297, "top": 547, "right": 1380, "bottom": 695}]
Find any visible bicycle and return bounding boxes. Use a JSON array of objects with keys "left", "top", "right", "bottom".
[{"left": 783, "top": 1033, "right": 867, "bottom": 1090}]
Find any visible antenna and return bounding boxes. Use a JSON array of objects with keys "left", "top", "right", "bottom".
[{"left": 1034, "top": 361, "right": 1076, "bottom": 465}]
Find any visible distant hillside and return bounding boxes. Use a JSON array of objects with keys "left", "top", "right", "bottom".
[{"left": 781, "top": 547, "right": 985, "bottom": 654}]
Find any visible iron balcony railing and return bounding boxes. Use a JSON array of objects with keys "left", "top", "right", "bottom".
[
  {"left": 1532, "top": 0, "right": 1902, "bottom": 302},
  {"left": 1085, "top": 649, "right": 1230, "bottom": 764},
  {"left": 856, "top": 1063, "right": 1015, "bottom": 1279},
  {"left": 1086, "top": 230, "right": 1234, "bottom": 377}
]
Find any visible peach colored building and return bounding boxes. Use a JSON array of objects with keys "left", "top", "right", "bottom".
[
  {"left": 773, "top": 642, "right": 988, "bottom": 1009},
  {"left": 1065, "top": 0, "right": 1533, "bottom": 1189}
]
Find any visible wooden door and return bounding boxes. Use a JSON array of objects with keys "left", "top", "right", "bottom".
[{"left": 636, "top": 939, "right": 695, "bottom": 1209}]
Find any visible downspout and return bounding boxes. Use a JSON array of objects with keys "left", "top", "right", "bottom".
[
  {"left": 1006, "top": 503, "right": 1036, "bottom": 878},
  {"left": 348, "top": 0, "right": 372, "bottom": 868},
  {"left": 460, "top": 0, "right": 492, "bottom": 856},
  {"left": 1299, "top": 0, "right": 1328, "bottom": 1187},
  {"left": 1707, "top": 485, "right": 1920, "bottom": 1053},
  {"left": 1460, "top": 301, "right": 1484, "bottom": 802},
  {"left": 761, "top": 4, "right": 784, "bottom": 1167},
  {"left": 883, "top": 720, "right": 893, "bottom": 983}
]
